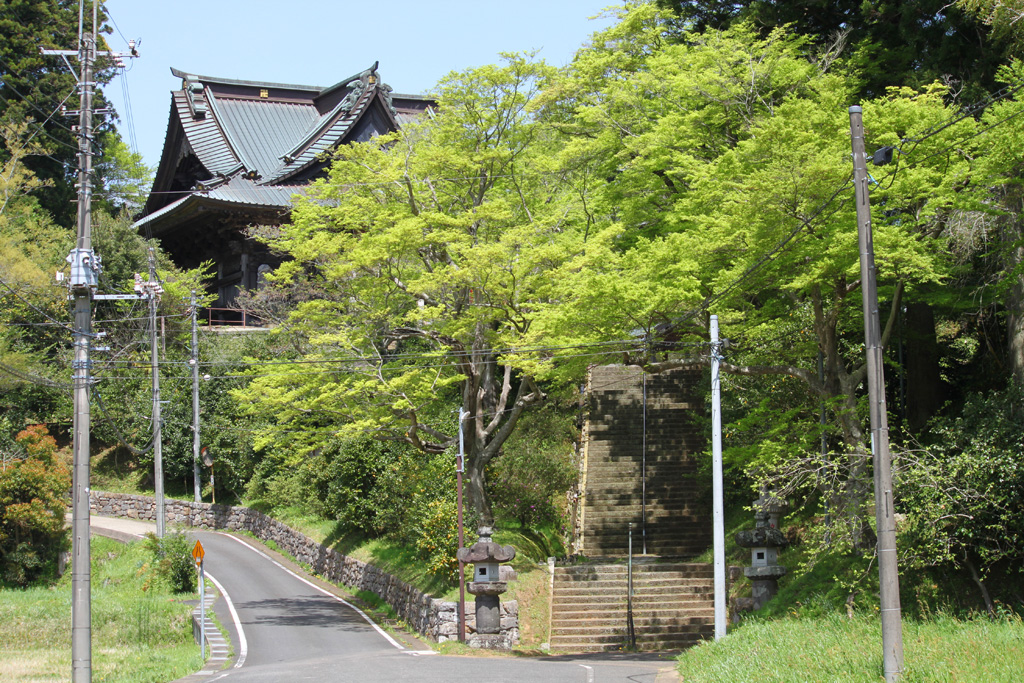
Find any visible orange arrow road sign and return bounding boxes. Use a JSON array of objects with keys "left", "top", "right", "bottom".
[{"left": 192, "top": 540, "right": 205, "bottom": 566}]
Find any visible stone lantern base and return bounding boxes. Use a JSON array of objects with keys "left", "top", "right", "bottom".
[{"left": 467, "top": 632, "right": 515, "bottom": 650}]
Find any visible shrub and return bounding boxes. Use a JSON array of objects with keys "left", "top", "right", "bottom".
[
  {"left": 414, "top": 498, "right": 461, "bottom": 584},
  {"left": 0, "top": 425, "right": 70, "bottom": 586},
  {"left": 144, "top": 532, "right": 197, "bottom": 593},
  {"left": 489, "top": 417, "right": 577, "bottom": 528}
]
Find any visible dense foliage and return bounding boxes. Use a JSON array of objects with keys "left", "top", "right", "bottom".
[{"left": 0, "top": 424, "right": 69, "bottom": 586}]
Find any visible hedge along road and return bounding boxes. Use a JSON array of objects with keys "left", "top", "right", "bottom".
[{"left": 89, "top": 516, "right": 682, "bottom": 683}]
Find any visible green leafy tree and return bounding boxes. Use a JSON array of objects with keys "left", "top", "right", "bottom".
[
  {"left": 94, "top": 134, "right": 154, "bottom": 216},
  {"left": 240, "top": 55, "right": 586, "bottom": 525},
  {"left": 0, "top": 424, "right": 69, "bottom": 585},
  {"left": 896, "top": 386, "right": 1024, "bottom": 614},
  {"left": 531, "top": 10, "right": 975, "bottom": 548}
]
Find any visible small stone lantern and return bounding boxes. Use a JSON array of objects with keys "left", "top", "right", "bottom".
[
  {"left": 456, "top": 526, "right": 515, "bottom": 649},
  {"left": 735, "top": 492, "right": 788, "bottom": 611}
]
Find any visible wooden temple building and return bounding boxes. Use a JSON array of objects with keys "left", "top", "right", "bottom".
[{"left": 135, "top": 64, "right": 432, "bottom": 318}]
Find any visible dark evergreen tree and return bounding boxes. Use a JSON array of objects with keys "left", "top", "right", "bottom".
[
  {"left": 656, "top": 0, "right": 1010, "bottom": 99},
  {"left": 0, "top": 0, "right": 117, "bottom": 227}
]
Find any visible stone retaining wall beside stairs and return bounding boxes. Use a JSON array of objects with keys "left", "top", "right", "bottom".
[{"left": 90, "top": 491, "right": 518, "bottom": 647}]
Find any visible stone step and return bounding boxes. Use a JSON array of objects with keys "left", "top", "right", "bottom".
[
  {"left": 552, "top": 609, "right": 715, "bottom": 624},
  {"left": 552, "top": 585, "right": 713, "bottom": 600},
  {"left": 555, "top": 564, "right": 712, "bottom": 575},
  {"left": 552, "top": 614, "right": 712, "bottom": 630},
  {"left": 582, "top": 544, "right": 711, "bottom": 556},
  {"left": 554, "top": 578, "right": 712, "bottom": 588},
  {"left": 554, "top": 571, "right": 713, "bottom": 582},
  {"left": 549, "top": 626, "right": 711, "bottom": 644},
  {"left": 552, "top": 591, "right": 713, "bottom": 605},
  {"left": 581, "top": 533, "right": 708, "bottom": 542},
  {"left": 548, "top": 635, "right": 709, "bottom": 653},
  {"left": 583, "top": 503, "right": 705, "bottom": 514}
]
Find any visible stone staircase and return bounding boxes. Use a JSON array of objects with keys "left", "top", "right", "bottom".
[
  {"left": 550, "top": 365, "right": 714, "bottom": 652},
  {"left": 579, "top": 365, "right": 710, "bottom": 557},
  {"left": 549, "top": 562, "right": 714, "bottom": 652}
]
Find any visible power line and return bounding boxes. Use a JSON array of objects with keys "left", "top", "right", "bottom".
[{"left": 0, "top": 276, "right": 85, "bottom": 336}]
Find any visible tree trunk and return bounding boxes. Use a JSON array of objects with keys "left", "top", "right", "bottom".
[
  {"left": 904, "top": 302, "right": 943, "bottom": 432},
  {"left": 964, "top": 554, "right": 996, "bottom": 618},
  {"left": 465, "top": 451, "right": 494, "bottom": 527}
]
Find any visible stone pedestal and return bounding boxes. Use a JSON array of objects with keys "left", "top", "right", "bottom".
[{"left": 466, "top": 581, "right": 507, "bottom": 634}]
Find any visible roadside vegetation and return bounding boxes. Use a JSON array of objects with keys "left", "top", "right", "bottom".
[
  {"left": 0, "top": 536, "right": 202, "bottom": 682},
  {"left": 676, "top": 611, "right": 1024, "bottom": 682}
]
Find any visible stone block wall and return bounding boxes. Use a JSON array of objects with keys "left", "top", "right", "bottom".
[{"left": 90, "top": 491, "right": 518, "bottom": 646}]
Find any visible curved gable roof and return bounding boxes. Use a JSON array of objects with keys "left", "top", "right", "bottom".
[{"left": 140, "top": 64, "right": 433, "bottom": 227}]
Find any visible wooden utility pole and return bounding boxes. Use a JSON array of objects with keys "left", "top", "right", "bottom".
[{"left": 849, "top": 105, "right": 904, "bottom": 682}]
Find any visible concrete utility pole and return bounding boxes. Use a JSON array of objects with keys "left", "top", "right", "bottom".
[
  {"left": 69, "top": 10, "right": 97, "bottom": 680},
  {"left": 148, "top": 249, "right": 165, "bottom": 537},
  {"left": 191, "top": 291, "right": 202, "bottom": 503},
  {"left": 41, "top": 9, "right": 138, "bottom": 678},
  {"left": 710, "top": 315, "right": 726, "bottom": 640},
  {"left": 849, "top": 105, "right": 904, "bottom": 682}
]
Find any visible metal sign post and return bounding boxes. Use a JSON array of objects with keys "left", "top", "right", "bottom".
[
  {"left": 192, "top": 540, "right": 206, "bottom": 659},
  {"left": 710, "top": 315, "right": 727, "bottom": 640},
  {"left": 456, "top": 408, "right": 467, "bottom": 643}
]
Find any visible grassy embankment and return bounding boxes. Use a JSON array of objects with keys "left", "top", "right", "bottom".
[
  {"left": 0, "top": 536, "right": 204, "bottom": 682},
  {"left": 676, "top": 611, "right": 1023, "bottom": 682},
  {"left": 677, "top": 498, "right": 1024, "bottom": 681}
]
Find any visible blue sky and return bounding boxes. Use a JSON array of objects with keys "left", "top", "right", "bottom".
[{"left": 101, "top": 1, "right": 620, "bottom": 169}]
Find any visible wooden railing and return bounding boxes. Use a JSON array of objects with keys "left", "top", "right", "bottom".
[{"left": 202, "top": 307, "right": 263, "bottom": 328}]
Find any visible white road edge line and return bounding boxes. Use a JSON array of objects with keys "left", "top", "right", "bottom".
[
  {"left": 579, "top": 664, "right": 595, "bottom": 683},
  {"left": 204, "top": 570, "right": 248, "bottom": 669},
  {"left": 217, "top": 533, "right": 406, "bottom": 651}
]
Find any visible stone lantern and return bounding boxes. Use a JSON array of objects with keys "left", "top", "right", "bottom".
[
  {"left": 735, "top": 492, "right": 788, "bottom": 610},
  {"left": 456, "top": 526, "right": 516, "bottom": 649}
]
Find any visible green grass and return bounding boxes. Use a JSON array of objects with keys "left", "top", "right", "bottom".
[
  {"left": 677, "top": 612, "right": 1024, "bottom": 682},
  {"left": 0, "top": 536, "right": 204, "bottom": 682}
]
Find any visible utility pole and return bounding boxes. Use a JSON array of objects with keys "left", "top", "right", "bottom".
[
  {"left": 849, "top": 105, "right": 904, "bottom": 682},
  {"left": 41, "top": 9, "right": 137, "bottom": 678},
  {"left": 191, "top": 291, "right": 201, "bottom": 503},
  {"left": 68, "top": 7, "right": 97, "bottom": 680},
  {"left": 710, "top": 315, "right": 726, "bottom": 640},
  {"left": 147, "top": 249, "right": 165, "bottom": 537}
]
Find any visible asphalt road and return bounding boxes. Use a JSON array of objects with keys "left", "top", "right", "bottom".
[{"left": 91, "top": 516, "right": 681, "bottom": 682}]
